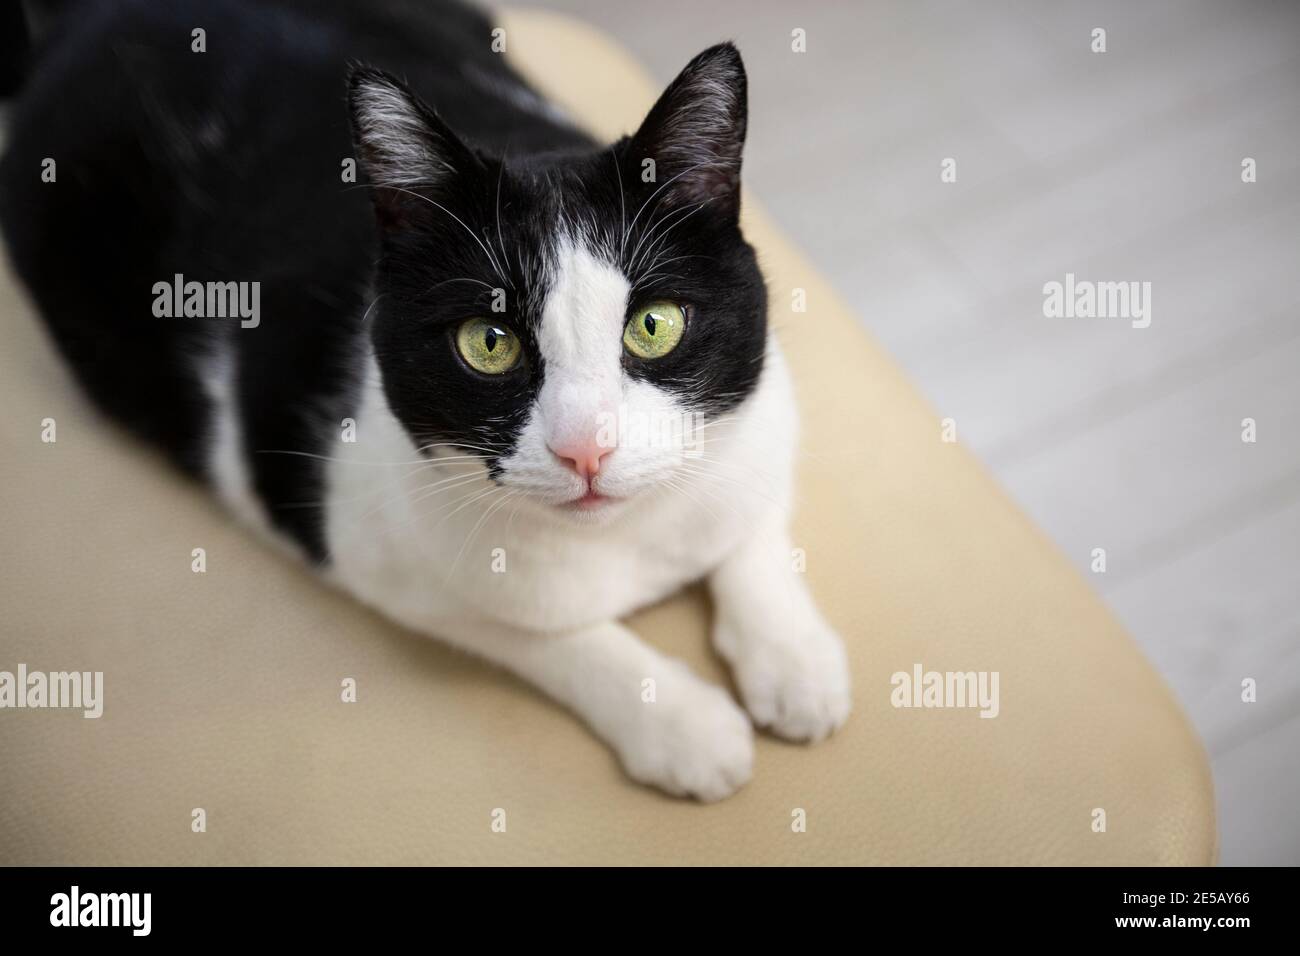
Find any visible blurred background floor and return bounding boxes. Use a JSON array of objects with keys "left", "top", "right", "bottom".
[{"left": 511, "top": 0, "right": 1300, "bottom": 864}]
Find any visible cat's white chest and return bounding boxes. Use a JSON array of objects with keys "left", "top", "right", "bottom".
[{"left": 466, "top": 495, "right": 750, "bottom": 630}]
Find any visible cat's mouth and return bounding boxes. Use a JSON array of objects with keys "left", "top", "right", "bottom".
[
  {"left": 544, "top": 477, "right": 638, "bottom": 519},
  {"left": 562, "top": 490, "right": 620, "bottom": 511}
]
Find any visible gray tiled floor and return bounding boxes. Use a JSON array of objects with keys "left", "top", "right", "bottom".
[{"left": 511, "top": 0, "right": 1300, "bottom": 864}]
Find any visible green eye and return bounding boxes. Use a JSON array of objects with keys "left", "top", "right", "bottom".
[
  {"left": 456, "top": 317, "right": 522, "bottom": 375},
  {"left": 623, "top": 300, "right": 686, "bottom": 360}
]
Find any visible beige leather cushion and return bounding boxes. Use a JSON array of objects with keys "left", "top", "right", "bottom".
[{"left": 0, "top": 10, "right": 1215, "bottom": 865}]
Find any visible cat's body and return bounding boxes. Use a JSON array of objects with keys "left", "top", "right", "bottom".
[{"left": 2, "top": 0, "right": 850, "bottom": 800}]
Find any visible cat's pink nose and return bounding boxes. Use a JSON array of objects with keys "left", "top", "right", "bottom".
[{"left": 549, "top": 439, "right": 612, "bottom": 479}]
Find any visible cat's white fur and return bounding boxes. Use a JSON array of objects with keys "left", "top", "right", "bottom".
[
  {"left": 201, "top": 349, "right": 275, "bottom": 539},
  {"left": 214, "top": 236, "right": 851, "bottom": 801}
]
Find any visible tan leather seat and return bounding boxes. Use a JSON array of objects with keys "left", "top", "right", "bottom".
[{"left": 0, "top": 9, "right": 1215, "bottom": 865}]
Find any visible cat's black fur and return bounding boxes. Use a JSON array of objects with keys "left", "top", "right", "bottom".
[{"left": 0, "top": 0, "right": 767, "bottom": 562}]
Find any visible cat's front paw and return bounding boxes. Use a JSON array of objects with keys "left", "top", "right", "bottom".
[
  {"left": 616, "top": 662, "right": 754, "bottom": 802},
  {"left": 717, "top": 616, "right": 851, "bottom": 743}
]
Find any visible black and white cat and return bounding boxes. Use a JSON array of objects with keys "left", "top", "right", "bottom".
[{"left": 1, "top": 0, "right": 850, "bottom": 800}]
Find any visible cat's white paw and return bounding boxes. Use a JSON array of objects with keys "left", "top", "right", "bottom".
[
  {"left": 718, "top": 618, "right": 851, "bottom": 743},
  {"left": 615, "top": 663, "right": 754, "bottom": 802}
]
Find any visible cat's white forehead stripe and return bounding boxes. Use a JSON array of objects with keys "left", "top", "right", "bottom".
[{"left": 537, "top": 237, "right": 630, "bottom": 372}]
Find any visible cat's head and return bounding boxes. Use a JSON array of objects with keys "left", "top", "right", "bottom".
[{"left": 348, "top": 44, "right": 766, "bottom": 521}]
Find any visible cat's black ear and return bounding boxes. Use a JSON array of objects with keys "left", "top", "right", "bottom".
[
  {"left": 627, "top": 43, "right": 748, "bottom": 219},
  {"left": 347, "top": 66, "right": 474, "bottom": 227}
]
